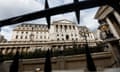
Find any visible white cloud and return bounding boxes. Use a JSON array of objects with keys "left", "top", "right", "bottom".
[
  {"left": 0, "top": 0, "right": 99, "bottom": 40},
  {"left": 80, "top": 8, "right": 99, "bottom": 31},
  {"left": 0, "top": 0, "right": 44, "bottom": 40},
  {"left": 0, "top": 0, "right": 44, "bottom": 20}
]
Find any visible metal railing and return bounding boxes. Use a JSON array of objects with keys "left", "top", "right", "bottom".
[{"left": 0, "top": 0, "right": 120, "bottom": 72}]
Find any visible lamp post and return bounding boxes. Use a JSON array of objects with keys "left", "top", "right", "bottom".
[
  {"left": 99, "top": 24, "right": 114, "bottom": 40},
  {"left": 99, "top": 24, "right": 120, "bottom": 66},
  {"left": 83, "top": 30, "right": 96, "bottom": 71}
]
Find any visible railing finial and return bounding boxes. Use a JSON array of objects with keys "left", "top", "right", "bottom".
[{"left": 45, "top": 0, "right": 51, "bottom": 29}]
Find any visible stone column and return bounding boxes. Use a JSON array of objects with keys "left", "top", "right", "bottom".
[
  {"left": 113, "top": 11, "right": 120, "bottom": 24},
  {"left": 106, "top": 17, "right": 120, "bottom": 39},
  {"left": 2, "top": 48, "right": 6, "bottom": 54}
]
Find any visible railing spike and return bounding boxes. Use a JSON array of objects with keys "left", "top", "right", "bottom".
[
  {"left": 45, "top": 0, "right": 51, "bottom": 29},
  {"left": 74, "top": 0, "right": 79, "bottom": 3},
  {"left": 75, "top": 10, "right": 80, "bottom": 24},
  {"left": 46, "top": 16, "right": 51, "bottom": 29},
  {"left": 45, "top": 0, "right": 49, "bottom": 9},
  {"left": 74, "top": 0, "right": 80, "bottom": 24}
]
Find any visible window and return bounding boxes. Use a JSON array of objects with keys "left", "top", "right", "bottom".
[
  {"left": 62, "top": 38, "right": 64, "bottom": 40},
  {"left": 72, "top": 38, "right": 74, "bottom": 41},
  {"left": 25, "top": 36, "right": 27, "bottom": 39},
  {"left": 71, "top": 34, "right": 73, "bottom": 36},
  {"left": 56, "top": 25, "right": 58, "bottom": 32},
  {"left": 26, "top": 32, "right": 28, "bottom": 34},
  {"left": 40, "top": 36, "right": 42, "bottom": 39},
  {"left": 66, "top": 35, "right": 69, "bottom": 40},
  {"left": 21, "top": 36, "right": 23, "bottom": 39},
  {"left": 16, "top": 35, "right": 18, "bottom": 39},
  {"left": 57, "top": 38, "right": 59, "bottom": 41},
  {"left": 57, "top": 34, "right": 59, "bottom": 36},
  {"left": 44, "top": 36, "right": 46, "bottom": 39},
  {"left": 76, "top": 38, "right": 78, "bottom": 41},
  {"left": 56, "top": 25, "right": 58, "bottom": 28},
  {"left": 21, "top": 31, "right": 24, "bottom": 34}
]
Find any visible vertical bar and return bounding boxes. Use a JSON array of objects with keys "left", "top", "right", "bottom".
[{"left": 84, "top": 32, "right": 96, "bottom": 71}]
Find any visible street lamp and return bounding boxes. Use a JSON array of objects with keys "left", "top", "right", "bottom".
[
  {"left": 99, "top": 24, "right": 114, "bottom": 40},
  {"left": 99, "top": 24, "right": 120, "bottom": 66}
]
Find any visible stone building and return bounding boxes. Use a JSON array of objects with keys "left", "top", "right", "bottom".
[
  {"left": 11, "top": 19, "right": 95, "bottom": 42},
  {"left": 0, "top": 19, "right": 115, "bottom": 72},
  {"left": 0, "top": 19, "right": 97, "bottom": 54},
  {"left": 95, "top": 5, "right": 120, "bottom": 66}
]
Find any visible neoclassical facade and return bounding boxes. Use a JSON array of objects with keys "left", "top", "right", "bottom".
[
  {"left": 11, "top": 19, "right": 95, "bottom": 42},
  {"left": 0, "top": 19, "right": 96, "bottom": 54}
]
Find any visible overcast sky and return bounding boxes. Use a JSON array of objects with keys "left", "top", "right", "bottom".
[{"left": 0, "top": 0, "right": 99, "bottom": 41}]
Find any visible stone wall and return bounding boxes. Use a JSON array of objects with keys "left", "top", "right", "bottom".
[{"left": 5, "top": 52, "right": 113, "bottom": 72}]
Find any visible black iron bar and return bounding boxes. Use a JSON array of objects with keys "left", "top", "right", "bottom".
[
  {"left": 106, "top": 0, "right": 120, "bottom": 15},
  {"left": 84, "top": 32, "right": 96, "bottom": 71},
  {"left": 0, "top": 0, "right": 107, "bottom": 27}
]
